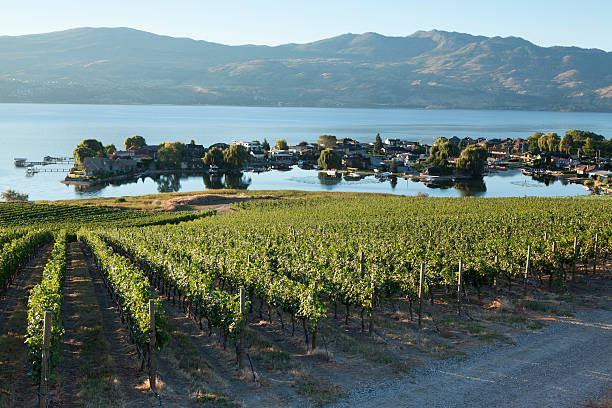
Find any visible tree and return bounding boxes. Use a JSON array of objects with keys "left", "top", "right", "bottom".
[
  {"left": 559, "top": 134, "right": 573, "bottom": 154},
  {"left": 1, "top": 189, "right": 28, "bottom": 202},
  {"left": 373, "top": 133, "right": 383, "bottom": 155},
  {"left": 203, "top": 147, "right": 225, "bottom": 167},
  {"left": 104, "top": 144, "right": 117, "bottom": 156},
  {"left": 317, "top": 134, "right": 337, "bottom": 149},
  {"left": 262, "top": 139, "right": 270, "bottom": 152},
  {"left": 389, "top": 160, "right": 399, "bottom": 173},
  {"left": 157, "top": 142, "right": 185, "bottom": 168},
  {"left": 318, "top": 149, "right": 342, "bottom": 170},
  {"left": 223, "top": 144, "right": 250, "bottom": 169},
  {"left": 583, "top": 138, "right": 596, "bottom": 156},
  {"left": 455, "top": 145, "right": 488, "bottom": 177},
  {"left": 275, "top": 139, "right": 288, "bottom": 150},
  {"left": 73, "top": 139, "right": 106, "bottom": 165},
  {"left": 124, "top": 135, "right": 146, "bottom": 150},
  {"left": 538, "top": 132, "right": 559, "bottom": 153},
  {"left": 427, "top": 137, "right": 459, "bottom": 166}
]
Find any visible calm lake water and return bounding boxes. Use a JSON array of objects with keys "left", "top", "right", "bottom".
[{"left": 1, "top": 103, "right": 609, "bottom": 201}]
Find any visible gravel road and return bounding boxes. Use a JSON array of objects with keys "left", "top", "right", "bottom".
[{"left": 330, "top": 308, "right": 612, "bottom": 408}]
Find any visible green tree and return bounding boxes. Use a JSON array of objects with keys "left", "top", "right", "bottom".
[
  {"left": 104, "top": 144, "right": 116, "bottom": 156},
  {"left": 157, "top": 142, "right": 185, "bottom": 169},
  {"left": 455, "top": 145, "right": 488, "bottom": 177},
  {"left": 427, "top": 137, "right": 459, "bottom": 166},
  {"left": 373, "top": 133, "right": 383, "bottom": 155},
  {"left": 318, "top": 149, "right": 342, "bottom": 170},
  {"left": 262, "top": 139, "right": 270, "bottom": 152},
  {"left": 583, "top": 138, "right": 596, "bottom": 156},
  {"left": 559, "top": 134, "right": 573, "bottom": 154},
  {"left": 73, "top": 139, "right": 106, "bottom": 165},
  {"left": 538, "top": 132, "right": 559, "bottom": 153},
  {"left": 275, "top": 139, "right": 288, "bottom": 150},
  {"left": 203, "top": 147, "right": 225, "bottom": 167},
  {"left": 223, "top": 144, "right": 251, "bottom": 169},
  {"left": 1, "top": 189, "right": 28, "bottom": 202},
  {"left": 317, "top": 134, "right": 337, "bottom": 149},
  {"left": 124, "top": 135, "right": 146, "bottom": 150}
]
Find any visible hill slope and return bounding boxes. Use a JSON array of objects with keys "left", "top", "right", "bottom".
[{"left": 1, "top": 27, "right": 611, "bottom": 111}]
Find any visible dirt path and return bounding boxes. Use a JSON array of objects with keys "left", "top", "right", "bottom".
[
  {"left": 57, "top": 242, "right": 157, "bottom": 407},
  {"left": 0, "top": 243, "right": 52, "bottom": 408},
  {"left": 331, "top": 306, "right": 612, "bottom": 408}
]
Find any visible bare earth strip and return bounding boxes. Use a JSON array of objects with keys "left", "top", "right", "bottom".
[
  {"left": 57, "top": 242, "right": 157, "bottom": 407},
  {"left": 0, "top": 243, "right": 52, "bottom": 408},
  {"left": 332, "top": 307, "right": 612, "bottom": 408}
]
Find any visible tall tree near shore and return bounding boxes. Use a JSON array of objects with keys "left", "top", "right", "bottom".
[
  {"left": 203, "top": 147, "right": 225, "bottom": 167},
  {"left": 373, "top": 133, "right": 383, "bottom": 155},
  {"left": 73, "top": 139, "right": 106, "bottom": 165},
  {"left": 317, "top": 134, "right": 337, "bottom": 149},
  {"left": 223, "top": 144, "right": 250, "bottom": 169},
  {"left": 124, "top": 135, "right": 146, "bottom": 150},
  {"left": 275, "top": 139, "right": 288, "bottom": 150},
  {"left": 318, "top": 149, "right": 342, "bottom": 170},
  {"left": 455, "top": 144, "right": 488, "bottom": 177}
]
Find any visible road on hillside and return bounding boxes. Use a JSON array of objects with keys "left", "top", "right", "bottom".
[{"left": 331, "top": 308, "right": 612, "bottom": 408}]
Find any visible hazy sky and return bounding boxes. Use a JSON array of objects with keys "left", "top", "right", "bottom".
[{"left": 1, "top": 0, "right": 610, "bottom": 51}]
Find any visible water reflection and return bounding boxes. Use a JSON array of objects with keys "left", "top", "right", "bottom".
[
  {"left": 453, "top": 179, "right": 487, "bottom": 197},
  {"left": 202, "top": 172, "right": 252, "bottom": 190},
  {"left": 317, "top": 172, "right": 342, "bottom": 186},
  {"left": 155, "top": 174, "right": 182, "bottom": 193}
]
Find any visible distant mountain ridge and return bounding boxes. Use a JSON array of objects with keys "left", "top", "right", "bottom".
[{"left": 1, "top": 27, "right": 611, "bottom": 111}]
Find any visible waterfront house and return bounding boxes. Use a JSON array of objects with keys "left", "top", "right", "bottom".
[
  {"left": 588, "top": 169, "right": 612, "bottom": 181},
  {"left": 269, "top": 149, "right": 294, "bottom": 163},
  {"left": 82, "top": 157, "right": 137, "bottom": 177}
]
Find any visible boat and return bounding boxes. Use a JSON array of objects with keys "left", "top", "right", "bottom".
[
  {"left": 14, "top": 158, "right": 27, "bottom": 167},
  {"left": 344, "top": 172, "right": 362, "bottom": 180},
  {"left": 326, "top": 169, "right": 339, "bottom": 177}
]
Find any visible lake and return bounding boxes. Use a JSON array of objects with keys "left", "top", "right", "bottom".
[{"left": 1, "top": 103, "right": 609, "bottom": 200}]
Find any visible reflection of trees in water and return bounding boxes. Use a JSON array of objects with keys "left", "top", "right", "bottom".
[
  {"left": 224, "top": 173, "right": 251, "bottom": 189},
  {"left": 453, "top": 179, "right": 487, "bottom": 197},
  {"left": 203, "top": 173, "right": 251, "bottom": 190},
  {"left": 390, "top": 177, "right": 398, "bottom": 189},
  {"left": 318, "top": 172, "right": 341, "bottom": 185},
  {"left": 156, "top": 174, "right": 182, "bottom": 193}
]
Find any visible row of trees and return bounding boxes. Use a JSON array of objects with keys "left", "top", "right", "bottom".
[
  {"left": 426, "top": 138, "right": 488, "bottom": 177},
  {"left": 528, "top": 130, "right": 611, "bottom": 157}
]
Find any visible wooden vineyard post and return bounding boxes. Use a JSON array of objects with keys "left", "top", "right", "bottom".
[
  {"left": 418, "top": 263, "right": 425, "bottom": 329},
  {"left": 573, "top": 236, "right": 578, "bottom": 281},
  {"left": 368, "top": 274, "right": 374, "bottom": 335},
  {"left": 523, "top": 245, "right": 531, "bottom": 297},
  {"left": 39, "top": 311, "right": 52, "bottom": 408},
  {"left": 457, "top": 259, "right": 463, "bottom": 316},
  {"left": 359, "top": 251, "right": 364, "bottom": 278},
  {"left": 493, "top": 254, "right": 499, "bottom": 294},
  {"left": 237, "top": 288, "right": 246, "bottom": 370},
  {"left": 550, "top": 241, "right": 556, "bottom": 289},
  {"left": 311, "top": 281, "right": 318, "bottom": 350},
  {"left": 544, "top": 231, "right": 548, "bottom": 241},
  {"left": 148, "top": 300, "right": 157, "bottom": 392},
  {"left": 593, "top": 233, "right": 598, "bottom": 275}
]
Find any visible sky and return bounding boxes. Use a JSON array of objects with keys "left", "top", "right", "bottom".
[{"left": 1, "top": 0, "right": 611, "bottom": 51}]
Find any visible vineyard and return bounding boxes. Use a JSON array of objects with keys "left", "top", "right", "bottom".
[{"left": 0, "top": 195, "right": 610, "bottom": 407}]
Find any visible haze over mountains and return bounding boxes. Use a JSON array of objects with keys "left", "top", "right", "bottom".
[{"left": 1, "top": 27, "right": 611, "bottom": 112}]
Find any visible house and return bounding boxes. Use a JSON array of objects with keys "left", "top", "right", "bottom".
[
  {"left": 82, "top": 157, "right": 137, "bottom": 177},
  {"left": 384, "top": 138, "right": 401, "bottom": 147},
  {"left": 269, "top": 149, "right": 294, "bottom": 163},
  {"left": 343, "top": 153, "right": 370, "bottom": 169}
]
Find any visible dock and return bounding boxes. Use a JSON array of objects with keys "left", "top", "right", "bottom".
[{"left": 14, "top": 156, "right": 74, "bottom": 167}]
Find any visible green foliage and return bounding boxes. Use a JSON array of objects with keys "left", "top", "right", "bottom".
[
  {"left": 1, "top": 189, "right": 28, "bottom": 202},
  {"left": 0, "top": 202, "right": 214, "bottom": 230},
  {"left": 373, "top": 133, "right": 383, "bottom": 156},
  {"left": 427, "top": 137, "right": 460, "bottom": 165},
  {"left": 318, "top": 149, "right": 342, "bottom": 170},
  {"left": 455, "top": 145, "right": 488, "bottom": 176},
  {"left": 157, "top": 142, "right": 185, "bottom": 169},
  {"left": 317, "top": 135, "right": 337, "bottom": 149},
  {"left": 223, "top": 144, "right": 251, "bottom": 169},
  {"left": 275, "top": 139, "right": 288, "bottom": 150},
  {"left": 79, "top": 231, "right": 167, "bottom": 351},
  {"left": 0, "top": 231, "right": 52, "bottom": 289},
  {"left": 26, "top": 231, "right": 67, "bottom": 380},
  {"left": 104, "top": 144, "right": 117, "bottom": 156},
  {"left": 262, "top": 139, "right": 270, "bottom": 152},
  {"left": 537, "top": 132, "right": 560, "bottom": 153},
  {"left": 124, "top": 135, "right": 146, "bottom": 150},
  {"left": 203, "top": 147, "right": 225, "bottom": 167},
  {"left": 73, "top": 139, "right": 106, "bottom": 165}
]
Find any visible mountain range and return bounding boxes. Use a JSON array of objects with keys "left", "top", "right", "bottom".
[{"left": 1, "top": 27, "right": 611, "bottom": 111}]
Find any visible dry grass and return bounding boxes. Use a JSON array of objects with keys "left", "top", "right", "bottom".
[{"left": 292, "top": 370, "right": 346, "bottom": 407}]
